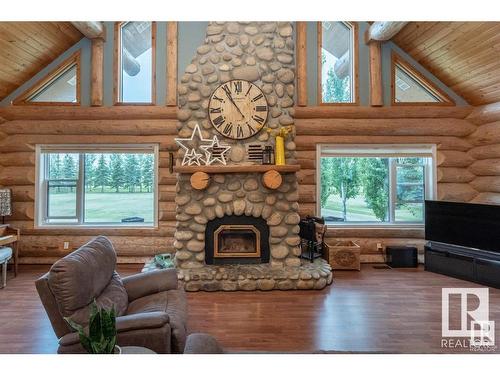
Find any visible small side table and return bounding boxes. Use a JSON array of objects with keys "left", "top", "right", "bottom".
[
  {"left": 120, "top": 346, "right": 156, "bottom": 354},
  {"left": 0, "top": 225, "right": 20, "bottom": 276}
]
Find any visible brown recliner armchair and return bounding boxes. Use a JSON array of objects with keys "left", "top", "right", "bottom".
[{"left": 35, "top": 236, "right": 187, "bottom": 354}]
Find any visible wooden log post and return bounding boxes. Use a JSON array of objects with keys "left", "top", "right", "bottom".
[
  {"left": 368, "top": 41, "right": 383, "bottom": 106},
  {"left": 71, "top": 22, "right": 106, "bottom": 106},
  {"left": 91, "top": 38, "right": 104, "bottom": 106},
  {"left": 262, "top": 170, "right": 283, "bottom": 190},
  {"left": 166, "top": 22, "right": 178, "bottom": 107},
  {"left": 296, "top": 22, "right": 307, "bottom": 107}
]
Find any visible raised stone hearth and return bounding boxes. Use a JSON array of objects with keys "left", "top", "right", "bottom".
[
  {"left": 173, "top": 21, "right": 333, "bottom": 291},
  {"left": 144, "top": 258, "right": 332, "bottom": 292}
]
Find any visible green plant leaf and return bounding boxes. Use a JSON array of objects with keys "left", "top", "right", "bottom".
[
  {"left": 71, "top": 300, "right": 117, "bottom": 354},
  {"left": 64, "top": 317, "right": 84, "bottom": 334},
  {"left": 80, "top": 335, "right": 93, "bottom": 354},
  {"left": 88, "top": 304, "right": 102, "bottom": 342},
  {"left": 102, "top": 306, "right": 116, "bottom": 338}
]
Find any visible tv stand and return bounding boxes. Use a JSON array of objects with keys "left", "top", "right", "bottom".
[{"left": 425, "top": 241, "right": 500, "bottom": 288}]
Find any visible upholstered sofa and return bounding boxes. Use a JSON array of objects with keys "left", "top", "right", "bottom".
[{"left": 35, "top": 236, "right": 188, "bottom": 354}]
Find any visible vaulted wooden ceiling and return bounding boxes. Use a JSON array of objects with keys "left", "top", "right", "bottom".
[
  {"left": 0, "top": 22, "right": 83, "bottom": 101},
  {"left": 393, "top": 22, "right": 500, "bottom": 106},
  {"left": 1, "top": 22, "right": 500, "bottom": 106}
]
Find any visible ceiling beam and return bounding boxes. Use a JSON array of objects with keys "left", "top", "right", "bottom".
[
  {"left": 71, "top": 22, "right": 105, "bottom": 40},
  {"left": 365, "top": 21, "right": 408, "bottom": 43}
]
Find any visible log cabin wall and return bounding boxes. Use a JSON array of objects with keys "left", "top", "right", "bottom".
[
  {"left": 293, "top": 106, "right": 476, "bottom": 262},
  {"left": 468, "top": 102, "right": 500, "bottom": 206},
  {"left": 0, "top": 107, "right": 178, "bottom": 264},
  {"left": 0, "top": 22, "right": 491, "bottom": 264}
]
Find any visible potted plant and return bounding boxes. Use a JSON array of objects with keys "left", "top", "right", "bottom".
[{"left": 64, "top": 301, "right": 120, "bottom": 354}]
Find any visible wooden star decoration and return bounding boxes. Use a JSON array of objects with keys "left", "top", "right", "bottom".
[
  {"left": 201, "top": 135, "right": 231, "bottom": 165},
  {"left": 174, "top": 124, "right": 212, "bottom": 166}
]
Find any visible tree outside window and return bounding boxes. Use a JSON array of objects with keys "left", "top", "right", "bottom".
[{"left": 319, "top": 150, "right": 433, "bottom": 224}]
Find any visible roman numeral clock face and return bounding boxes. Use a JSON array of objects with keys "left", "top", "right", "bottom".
[{"left": 208, "top": 80, "right": 269, "bottom": 140}]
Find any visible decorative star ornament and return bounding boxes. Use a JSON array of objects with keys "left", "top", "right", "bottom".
[
  {"left": 201, "top": 135, "right": 231, "bottom": 165},
  {"left": 184, "top": 149, "right": 205, "bottom": 166},
  {"left": 174, "top": 124, "right": 212, "bottom": 166}
]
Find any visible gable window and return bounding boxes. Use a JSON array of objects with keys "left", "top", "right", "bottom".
[
  {"left": 115, "top": 21, "right": 156, "bottom": 104},
  {"left": 392, "top": 53, "right": 453, "bottom": 105},
  {"left": 317, "top": 145, "right": 436, "bottom": 226},
  {"left": 13, "top": 52, "right": 80, "bottom": 105},
  {"left": 35, "top": 144, "right": 158, "bottom": 228},
  {"left": 318, "top": 21, "right": 358, "bottom": 104}
]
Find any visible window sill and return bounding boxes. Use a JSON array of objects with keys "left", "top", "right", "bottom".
[
  {"left": 34, "top": 224, "right": 158, "bottom": 230},
  {"left": 318, "top": 102, "right": 359, "bottom": 106},
  {"left": 325, "top": 223, "right": 424, "bottom": 229}
]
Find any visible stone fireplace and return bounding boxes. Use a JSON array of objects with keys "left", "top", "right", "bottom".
[{"left": 172, "top": 21, "right": 332, "bottom": 291}]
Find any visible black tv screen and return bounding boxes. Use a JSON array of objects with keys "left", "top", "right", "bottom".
[{"left": 425, "top": 200, "right": 500, "bottom": 253}]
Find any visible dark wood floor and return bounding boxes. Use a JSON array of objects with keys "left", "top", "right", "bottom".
[{"left": 1, "top": 264, "right": 499, "bottom": 354}]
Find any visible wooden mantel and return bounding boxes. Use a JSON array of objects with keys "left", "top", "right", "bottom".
[{"left": 173, "top": 164, "right": 300, "bottom": 174}]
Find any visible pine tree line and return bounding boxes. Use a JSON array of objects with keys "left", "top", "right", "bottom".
[{"left": 49, "top": 153, "right": 154, "bottom": 193}]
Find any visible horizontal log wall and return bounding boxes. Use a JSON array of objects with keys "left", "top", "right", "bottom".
[
  {"left": 467, "top": 102, "right": 500, "bottom": 206},
  {"left": 0, "top": 105, "right": 487, "bottom": 264},
  {"left": 294, "top": 106, "right": 478, "bottom": 260},
  {"left": 0, "top": 107, "right": 177, "bottom": 263}
]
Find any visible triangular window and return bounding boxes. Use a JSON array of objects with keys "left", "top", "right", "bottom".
[
  {"left": 14, "top": 52, "right": 80, "bottom": 105},
  {"left": 392, "top": 53, "right": 453, "bottom": 105}
]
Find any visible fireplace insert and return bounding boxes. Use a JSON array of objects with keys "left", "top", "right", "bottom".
[{"left": 205, "top": 215, "right": 270, "bottom": 265}]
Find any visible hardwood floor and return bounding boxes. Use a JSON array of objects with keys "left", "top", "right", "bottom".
[{"left": 1, "top": 264, "right": 499, "bottom": 354}]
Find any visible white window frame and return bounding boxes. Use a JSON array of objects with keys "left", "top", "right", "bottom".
[
  {"left": 35, "top": 144, "right": 159, "bottom": 229},
  {"left": 316, "top": 144, "right": 437, "bottom": 228}
]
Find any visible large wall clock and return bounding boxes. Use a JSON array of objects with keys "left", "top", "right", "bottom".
[{"left": 208, "top": 79, "right": 269, "bottom": 140}]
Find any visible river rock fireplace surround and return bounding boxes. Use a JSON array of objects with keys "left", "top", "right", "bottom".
[{"left": 167, "top": 21, "right": 332, "bottom": 291}]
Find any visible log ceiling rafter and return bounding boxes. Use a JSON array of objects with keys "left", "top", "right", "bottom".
[
  {"left": 365, "top": 21, "right": 409, "bottom": 43},
  {"left": 70, "top": 22, "right": 105, "bottom": 40}
]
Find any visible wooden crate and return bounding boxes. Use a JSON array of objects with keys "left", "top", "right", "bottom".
[{"left": 323, "top": 241, "right": 361, "bottom": 271}]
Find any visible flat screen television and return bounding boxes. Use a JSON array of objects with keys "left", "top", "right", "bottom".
[{"left": 425, "top": 200, "right": 500, "bottom": 254}]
